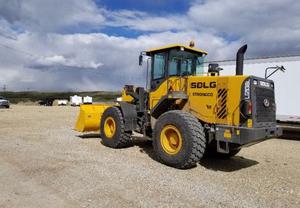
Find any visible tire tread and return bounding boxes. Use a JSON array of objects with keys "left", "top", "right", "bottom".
[
  {"left": 154, "top": 110, "right": 206, "bottom": 169},
  {"left": 101, "top": 107, "right": 132, "bottom": 148}
]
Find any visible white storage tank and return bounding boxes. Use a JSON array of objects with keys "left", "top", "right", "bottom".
[
  {"left": 57, "top": 99, "right": 68, "bottom": 106},
  {"left": 70, "top": 95, "right": 83, "bottom": 106},
  {"left": 83, "top": 96, "right": 93, "bottom": 104}
]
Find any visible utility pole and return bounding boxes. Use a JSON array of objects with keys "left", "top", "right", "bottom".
[{"left": 2, "top": 84, "right": 6, "bottom": 92}]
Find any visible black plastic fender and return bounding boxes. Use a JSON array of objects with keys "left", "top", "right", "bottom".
[{"left": 118, "top": 102, "right": 137, "bottom": 131}]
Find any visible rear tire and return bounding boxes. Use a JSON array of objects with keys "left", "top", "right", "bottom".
[
  {"left": 153, "top": 110, "right": 206, "bottom": 169},
  {"left": 100, "top": 107, "right": 132, "bottom": 148}
]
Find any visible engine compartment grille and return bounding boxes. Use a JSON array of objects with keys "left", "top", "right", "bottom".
[{"left": 255, "top": 87, "right": 276, "bottom": 123}]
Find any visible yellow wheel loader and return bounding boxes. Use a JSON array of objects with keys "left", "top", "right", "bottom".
[{"left": 75, "top": 43, "right": 282, "bottom": 169}]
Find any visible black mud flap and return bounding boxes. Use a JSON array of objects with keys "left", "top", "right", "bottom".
[{"left": 119, "top": 102, "right": 137, "bottom": 131}]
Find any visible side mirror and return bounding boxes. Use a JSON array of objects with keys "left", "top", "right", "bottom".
[
  {"left": 139, "top": 54, "right": 143, "bottom": 66},
  {"left": 208, "top": 63, "right": 223, "bottom": 76},
  {"left": 265, "top": 65, "right": 286, "bottom": 79},
  {"left": 279, "top": 65, "right": 286, "bottom": 72}
]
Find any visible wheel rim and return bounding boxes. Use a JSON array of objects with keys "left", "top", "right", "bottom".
[
  {"left": 160, "top": 125, "right": 183, "bottom": 155},
  {"left": 104, "top": 117, "right": 116, "bottom": 138}
]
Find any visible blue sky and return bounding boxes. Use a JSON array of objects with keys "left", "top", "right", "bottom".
[
  {"left": 0, "top": 0, "right": 299, "bottom": 91},
  {"left": 63, "top": 0, "right": 193, "bottom": 37},
  {"left": 97, "top": 0, "right": 191, "bottom": 14}
]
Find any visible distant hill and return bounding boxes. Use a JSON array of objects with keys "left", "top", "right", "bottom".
[{"left": 0, "top": 91, "right": 120, "bottom": 104}]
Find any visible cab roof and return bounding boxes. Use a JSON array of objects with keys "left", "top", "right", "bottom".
[{"left": 145, "top": 44, "right": 208, "bottom": 56}]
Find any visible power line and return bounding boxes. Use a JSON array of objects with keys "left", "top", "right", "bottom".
[
  {"left": 0, "top": 32, "right": 17, "bottom": 40},
  {"left": 205, "top": 54, "right": 300, "bottom": 64},
  {"left": 204, "top": 54, "right": 300, "bottom": 66},
  {"left": 0, "top": 41, "right": 299, "bottom": 65},
  {"left": 0, "top": 42, "right": 37, "bottom": 57}
]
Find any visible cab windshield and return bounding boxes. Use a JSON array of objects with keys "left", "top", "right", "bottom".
[{"left": 168, "top": 49, "right": 205, "bottom": 76}]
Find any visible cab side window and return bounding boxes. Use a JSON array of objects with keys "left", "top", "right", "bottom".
[
  {"left": 153, "top": 53, "right": 165, "bottom": 79},
  {"left": 181, "top": 59, "right": 193, "bottom": 76},
  {"left": 168, "top": 57, "right": 179, "bottom": 76}
]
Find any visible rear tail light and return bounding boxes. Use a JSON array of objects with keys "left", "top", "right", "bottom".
[
  {"left": 242, "top": 100, "right": 252, "bottom": 117},
  {"left": 247, "top": 101, "right": 252, "bottom": 115}
]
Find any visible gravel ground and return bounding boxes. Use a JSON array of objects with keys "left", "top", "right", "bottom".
[{"left": 0, "top": 105, "right": 299, "bottom": 208}]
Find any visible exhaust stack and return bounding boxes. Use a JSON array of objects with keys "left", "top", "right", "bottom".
[{"left": 236, "top": 44, "right": 247, "bottom": 75}]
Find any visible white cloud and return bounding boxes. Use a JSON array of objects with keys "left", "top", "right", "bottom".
[
  {"left": 0, "top": 19, "right": 18, "bottom": 40},
  {"left": 0, "top": 0, "right": 105, "bottom": 33},
  {"left": 0, "top": 30, "right": 239, "bottom": 91},
  {"left": 187, "top": 0, "right": 300, "bottom": 55},
  {"left": 0, "top": 0, "right": 299, "bottom": 91},
  {"left": 104, "top": 0, "right": 300, "bottom": 56},
  {"left": 105, "top": 9, "right": 188, "bottom": 32},
  {"left": 34, "top": 55, "right": 103, "bottom": 69}
]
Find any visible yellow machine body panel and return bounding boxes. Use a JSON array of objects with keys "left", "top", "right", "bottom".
[
  {"left": 149, "top": 82, "right": 167, "bottom": 109},
  {"left": 121, "top": 89, "right": 134, "bottom": 102},
  {"left": 149, "top": 75, "right": 249, "bottom": 126},
  {"left": 186, "top": 75, "right": 249, "bottom": 126},
  {"left": 75, "top": 104, "right": 111, "bottom": 132},
  {"left": 149, "top": 77, "right": 188, "bottom": 109},
  {"left": 185, "top": 76, "right": 219, "bottom": 123}
]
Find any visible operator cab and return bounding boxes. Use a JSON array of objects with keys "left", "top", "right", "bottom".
[{"left": 141, "top": 43, "right": 208, "bottom": 91}]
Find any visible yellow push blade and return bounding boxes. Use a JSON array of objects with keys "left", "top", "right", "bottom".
[{"left": 75, "top": 104, "right": 111, "bottom": 132}]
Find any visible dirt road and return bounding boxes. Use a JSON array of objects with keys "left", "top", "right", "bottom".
[{"left": 0, "top": 106, "right": 299, "bottom": 208}]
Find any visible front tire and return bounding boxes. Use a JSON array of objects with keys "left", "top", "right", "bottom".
[
  {"left": 100, "top": 107, "right": 132, "bottom": 148},
  {"left": 153, "top": 110, "right": 206, "bottom": 169}
]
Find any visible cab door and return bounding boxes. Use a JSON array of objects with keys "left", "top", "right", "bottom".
[
  {"left": 149, "top": 52, "right": 169, "bottom": 109},
  {"left": 151, "top": 53, "right": 167, "bottom": 90}
]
